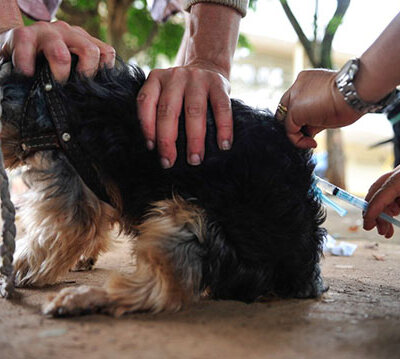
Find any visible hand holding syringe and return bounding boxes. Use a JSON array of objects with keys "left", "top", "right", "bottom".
[{"left": 315, "top": 176, "right": 400, "bottom": 228}]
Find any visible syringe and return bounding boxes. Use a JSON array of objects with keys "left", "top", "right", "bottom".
[{"left": 315, "top": 176, "right": 400, "bottom": 228}]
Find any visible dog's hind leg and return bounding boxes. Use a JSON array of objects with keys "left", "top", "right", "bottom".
[
  {"left": 43, "top": 196, "right": 207, "bottom": 316},
  {"left": 13, "top": 152, "right": 117, "bottom": 287}
]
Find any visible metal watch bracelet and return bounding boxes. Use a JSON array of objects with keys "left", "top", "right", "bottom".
[{"left": 335, "top": 58, "right": 397, "bottom": 114}]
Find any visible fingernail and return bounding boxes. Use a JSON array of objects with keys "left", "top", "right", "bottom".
[
  {"left": 189, "top": 154, "right": 201, "bottom": 166},
  {"left": 221, "top": 140, "right": 231, "bottom": 151},
  {"left": 146, "top": 140, "right": 154, "bottom": 150},
  {"left": 137, "top": 93, "right": 146, "bottom": 102},
  {"left": 161, "top": 158, "right": 171, "bottom": 169}
]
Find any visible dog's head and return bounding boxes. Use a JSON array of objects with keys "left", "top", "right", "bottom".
[{"left": 0, "top": 56, "right": 147, "bottom": 206}]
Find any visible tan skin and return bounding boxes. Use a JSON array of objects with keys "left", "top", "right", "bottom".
[
  {"left": 278, "top": 12, "right": 400, "bottom": 238},
  {"left": 137, "top": 3, "right": 240, "bottom": 168},
  {"left": 0, "top": 1, "right": 239, "bottom": 170},
  {"left": 0, "top": 1, "right": 116, "bottom": 80}
]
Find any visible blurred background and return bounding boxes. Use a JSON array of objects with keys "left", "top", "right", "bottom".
[{"left": 17, "top": 0, "right": 399, "bottom": 198}]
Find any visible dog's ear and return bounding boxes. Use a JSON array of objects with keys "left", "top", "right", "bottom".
[{"left": 0, "top": 62, "right": 26, "bottom": 168}]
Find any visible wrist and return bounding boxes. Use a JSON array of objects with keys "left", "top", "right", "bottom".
[
  {"left": 354, "top": 58, "right": 396, "bottom": 104},
  {"left": 184, "top": 3, "right": 241, "bottom": 79},
  {"left": 0, "top": 0, "right": 23, "bottom": 35},
  {"left": 335, "top": 58, "right": 396, "bottom": 114}
]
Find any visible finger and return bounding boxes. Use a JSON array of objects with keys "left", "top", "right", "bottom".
[
  {"left": 209, "top": 82, "right": 233, "bottom": 151},
  {"left": 7, "top": 27, "right": 37, "bottom": 76},
  {"left": 365, "top": 172, "right": 393, "bottom": 202},
  {"left": 40, "top": 37, "right": 71, "bottom": 82},
  {"left": 375, "top": 217, "right": 390, "bottom": 237},
  {"left": 276, "top": 90, "right": 290, "bottom": 122},
  {"left": 72, "top": 26, "right": 116, "bottom": 68},
  {"left": 184, "top": 85, "right": 207, "bottom": 165},
  {"left": 47, "top": 21, "right": 99, "bottom": 77},
  {"left": 288, "top": 134, "right": 318, "bottom": 149},
  {"left": 386, "top": 201, "right": 400, "bottom": 217},
  {"left": 156, "top": 73, "right": 184, "bottom": 168},
  {"left": 385, "top": 224, "right": 394, "bottom": 239},
  {"left": 364, "top": 186, "right": 399, "bottom": 230},
  {"left": 137, "top": 71, "right": 162, "bottom": 151}
]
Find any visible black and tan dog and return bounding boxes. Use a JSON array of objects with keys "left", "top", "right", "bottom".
[{"left": 0, "top": 57, "right": 326, "bottom": 316}]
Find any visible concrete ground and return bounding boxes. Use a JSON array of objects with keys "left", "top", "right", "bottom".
[{"left": 1, "top": 204, "right": 399, "bottom": 359}]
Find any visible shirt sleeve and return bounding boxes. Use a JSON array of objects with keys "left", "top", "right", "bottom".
[
  {"left": 17, "top": 0, "right": 61, "bottom": 21},
  {"left": 183, "top": 0, "right": 249, "bottom": 17}
]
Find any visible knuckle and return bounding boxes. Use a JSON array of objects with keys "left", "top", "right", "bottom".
[
  {"left": 72, "top": 25, "right": 85, "bottom": 33},
  {"left": 188, "top": 67, "right": 203, "bottom": 78},
  {"left": 13, "top": 27, "right": 35, "bottom": 42},
  {"left": 82, "top": 44, "right": 101, "bottom": 59},
  {"left": 36, "top": 21, "right": 51, "bottom": 29},
  {"left": 54, "top": 20, "right": 70, "bottom": 31},
  {"left": 186, "top": 103, "right": 204, "bottom": 117},
  {"left": 158, "top": 138, "right": 173, "bottom": 151},
  {"left": 137, "top": 91, "right": 149, "bottom": 104},
  {"left": 187, "top": 136, "right": 203, "bottom": 146},
  {"left": 168, "top": 67, "right": 185, "bottom": 80},
  {"left": 157, "top": 103, "right": 176, "bottom": 119},
  {"left": 140, "top": 122, "right": 153, "bottom": 136},
  {"left": 214, "top": 100, "right": 231, "bottom": 114},
  {"left": 48, "top": 43, "right": 71, "bottom": 64},
  {"left": 217, "top": 120, "right": 233, "bottom": 130},
  {"left": 103, "top": 45, "right": 116, "bottom": 58}
]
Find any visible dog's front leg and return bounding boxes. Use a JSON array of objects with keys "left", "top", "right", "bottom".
[
  {"left": 43, "top": 196, "right": 208, "bottom": 316},
  {"left": 13, "top": 152, "right": 116, "bottom": 287}
]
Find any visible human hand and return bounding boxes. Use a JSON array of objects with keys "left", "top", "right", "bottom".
[
  {"left": 137, "top": 64, "right": 233, "bottom": 168},
  {"left": 363, "top": 166, "right": 400, "bottom": 238},
  {"left": 0, "top": 21, "right": 116, "bottom": 82},
  {"left": 277, "top": 69, "right": 362, "bottom": 149}
]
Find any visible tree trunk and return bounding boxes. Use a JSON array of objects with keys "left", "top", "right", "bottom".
[
  {"left": 325, "top": 129, "right": 346, "bottom": 189},
  {"left": 58, "top": 1, "right": 101, "bottom": 39},
  {"left": 279, "top": 0, "right": 350, "bottom": 188},
  {"left": 106, "top": 0, "right": 132, "bottom": 59}
]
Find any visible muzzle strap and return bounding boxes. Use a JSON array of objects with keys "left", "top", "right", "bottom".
[{"left": 20, "top": 60, "right": 110, "bottom": 204}]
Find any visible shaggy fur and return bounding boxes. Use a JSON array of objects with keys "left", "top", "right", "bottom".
[{"left": 0, "top": 57, "right": 327, "bottom": 316}]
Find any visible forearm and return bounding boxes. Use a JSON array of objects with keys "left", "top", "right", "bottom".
[
  {"left": 0, "top": 0, "right": 23, "bottom": 34},
  {"left": 184, "top": 3, "right": 241, "bottom": 79},
  {"left": 355, "top": 12, "right": 400, "bottom": 103}
]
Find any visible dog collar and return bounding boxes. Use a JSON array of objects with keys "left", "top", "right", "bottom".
[{"left": 18, "top": 59, "right": 111, "bottom": 204}]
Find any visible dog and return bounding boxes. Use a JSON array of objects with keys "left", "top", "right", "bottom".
[{"left": 0, "top": 56, "right": 327, "bottom": 316}]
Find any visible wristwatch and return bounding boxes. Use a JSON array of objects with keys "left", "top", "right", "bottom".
[{"left": 335, "top": 58, "right": 396, "bottom": 113}]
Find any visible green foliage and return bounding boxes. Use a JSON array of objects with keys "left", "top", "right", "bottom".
[
  {"left": 22, "top": 15, "right": 36, "bottom": 26},
  {"left": 248, "top": 0, "right": 259, "bottom": 11},
  {"left": 63, "top": 0, "right": 99, "bottom": 11},
  {"left": 126, "top": 2, "right": 185, "bottom": 67},
  {"left": 238, "top": 33, "right": 252, "bottom": 50}
]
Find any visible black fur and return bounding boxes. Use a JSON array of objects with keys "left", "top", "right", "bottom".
[{"left": 1, "top": 58, "right": 327, "bottom": 302}]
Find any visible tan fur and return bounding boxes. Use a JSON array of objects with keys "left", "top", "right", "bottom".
[
  {"left": 13, "top": 151, "right": 119, "bottom": 287},
  {"left": 0, "top": 122, "right": 24, "bottom": 169},
  {"left": 43, "top": 196, "right": 207, "bottom": 316}
]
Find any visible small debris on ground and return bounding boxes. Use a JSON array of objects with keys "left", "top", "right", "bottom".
[
  {"left": 365, "top": 243, "right": 379, "bottom": 249},
  {"left": 334, "top": 265, "right": 354, "bottom": 269},
  {"left": 372, "top": 254, "right": 386, "bottom": 261}
]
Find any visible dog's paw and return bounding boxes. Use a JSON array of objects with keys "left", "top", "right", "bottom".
[
  {"left": 43, "top": 286, "right": 110, "bottom": 317},
  {"left": 71, "top": 256, "right": 96, "bottom": 272}
]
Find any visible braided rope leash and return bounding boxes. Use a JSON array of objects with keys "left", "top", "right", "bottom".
[{"left": 0, "top": 62, "right": 17, "bottom": 298}]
